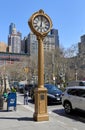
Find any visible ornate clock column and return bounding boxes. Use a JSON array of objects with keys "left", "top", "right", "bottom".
[{"left": 28, "top": 9, "right": 52, "bottom": 121}]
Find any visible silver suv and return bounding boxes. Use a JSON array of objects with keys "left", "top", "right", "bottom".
[{"left": 62, "top": 86, "right": 85, "bottom": 114}]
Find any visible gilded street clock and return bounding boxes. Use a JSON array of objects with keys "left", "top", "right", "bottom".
[
  {"left": 28, "top": 9, "right": 52, "bottom": 121},
  {"left": 28, "top": 9, "right": 52, "bottom": 37}
]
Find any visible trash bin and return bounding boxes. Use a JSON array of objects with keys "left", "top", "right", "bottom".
[
  {"left": 0, "top": 95, "right": 4, "bottom": 110},
  {"left": 7, "top": 92, "right": 17, "bottom": 111}
]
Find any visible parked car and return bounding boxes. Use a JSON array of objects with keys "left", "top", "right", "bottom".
[
  {"left": 18, "top": 84, "right": 25, "bottom": 93},
  {"left": 30, "top": 83, "right": 62, "bottom": 104},
  {"left": 67, "top": 80, "right": 85, "bottom": 87},
  {"left": 62, "top": 86, "right": 85, "bottom": 114}
]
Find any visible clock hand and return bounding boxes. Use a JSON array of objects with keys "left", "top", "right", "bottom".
[
  {"left": 40, "top": 16, "right": 43, "bottom": 27},
  {"left": 40, "top": 21, "right": 42, "bottom": 27}
]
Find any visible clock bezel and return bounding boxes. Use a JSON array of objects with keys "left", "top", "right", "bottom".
[{"left": 28, "top": 9, "right": 52, "bottom": 37}]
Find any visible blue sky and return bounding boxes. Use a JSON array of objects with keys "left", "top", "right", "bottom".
[{"left": 0, "top": 0, "right": 85, "bottom": 48}]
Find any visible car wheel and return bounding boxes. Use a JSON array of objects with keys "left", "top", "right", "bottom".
[{"left": 64, "top": 102, "right": 72, "bottom": 114}]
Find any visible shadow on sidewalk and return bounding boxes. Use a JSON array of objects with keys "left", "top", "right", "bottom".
[
  {"left": 0, "top": 116, "right": 34, "bottom": 121},
  {"left": 0, "top": 110, "right": 9, "bottom": 112},
  {"left": 0, "top": 109, "right": 16, "bottom": 112},
  {"left": 0, "top": 103, "right": 22, "bottom": 112},
  {"left": 52, "top": 108, "right": 85, "bottom": 123}
]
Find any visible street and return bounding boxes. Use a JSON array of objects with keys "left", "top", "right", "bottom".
[{"left": 17, "top": 92, "right": 85, "bottom": 130}]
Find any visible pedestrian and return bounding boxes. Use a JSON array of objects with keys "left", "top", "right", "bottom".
[
  {"left": 24, "top": 91, "right": 28, "bottom": 105},
  {"left": 11, "top": 86, "right": 16, "bottom": 93}
]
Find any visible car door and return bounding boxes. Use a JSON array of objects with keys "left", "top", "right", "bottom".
[
  {"left": 77, "top": 89, "right": 85, "bottom": 111},
  {"left": 67, "top": 89, "right": 80, "bottom": 109}
]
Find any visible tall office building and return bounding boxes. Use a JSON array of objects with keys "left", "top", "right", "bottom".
[
  {"left": 21, "top": 37, "right": 28, "bottom": 54},
  {"left": 27, "top": 32, "right": 38, "bottom": 56},
  {"left": 25, "top": 28, "right": 59, "bottom": 56},
  {"left": 50, "top": 29, "right": 59, "bottom": 48},
  {"left": 8, "top": 23, "right": 22, "bottom": 53},
  {"left": 9, "top": 23, "right": 16, "bottom": 35},
  {"left": 43, "top": 35, "right": 55, "bottom": 51},
  {"left": 78, "top": 35, "right": 85, "bottom": 56}
]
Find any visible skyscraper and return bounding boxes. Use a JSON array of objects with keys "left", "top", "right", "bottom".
[
  {"left": 50, "top": 29, "right": 59, "bottom": 48},
  {"left": 8, "top": 23, "right": 22, "bottom": 53},
  {"left": 26, "top": 32, "right": 55, "bottom": 56},
  {"left": 9, "top": 23, "right": 16, "bottom": 35},
  {"left": 78, "top": 35, "right": 85, "bottom": 56}
]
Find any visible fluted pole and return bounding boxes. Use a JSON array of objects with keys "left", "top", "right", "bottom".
[{"left": 37, "top": 36, "right": 44, "bottom": 88}]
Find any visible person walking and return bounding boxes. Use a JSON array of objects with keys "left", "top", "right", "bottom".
[{"left": 24, "top": 91, "right": 29, "bottom": 105}]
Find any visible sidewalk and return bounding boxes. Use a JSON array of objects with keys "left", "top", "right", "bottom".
[{"left": 0, "top": 101, "right": 73, "bottom": 130}]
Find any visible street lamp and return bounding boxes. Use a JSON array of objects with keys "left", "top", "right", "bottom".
[{"left": 28, "top": 9, "right": 52, "bottom": 121}]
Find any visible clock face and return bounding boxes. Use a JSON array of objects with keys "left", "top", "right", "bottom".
[{"left": 33, "top": 15, "right": 50, "bottom": 33}]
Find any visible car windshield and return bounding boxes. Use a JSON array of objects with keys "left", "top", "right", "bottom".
[
  {"left": 79, "top": 81, "right": 85, "bottom": 86},
  {"left": 45, "top": 84, "right": 60, "bottom": 91}
]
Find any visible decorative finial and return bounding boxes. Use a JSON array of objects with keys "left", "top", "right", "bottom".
[{"left": 39, "top": 9, "right": 44, "bottom": 14}]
